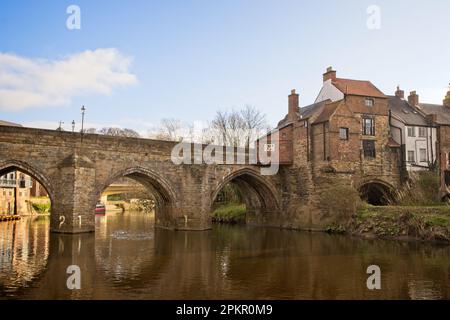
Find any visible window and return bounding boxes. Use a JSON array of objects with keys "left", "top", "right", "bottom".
[
  {"left": 418, "top": 127, "right": 427, "bottom": 137},
  {"left": 407, "top": 150, "right": 415, "bottom": 163},
  {"left": 339, "top": 128, "right": 349, "bottom": 140},
  {"left": 407, "top": 127, "right": 416, "bottom": 137},
  {"left": 363, "top": 140, "right": 376, "bottom": 158},
  {"left": 362, "top": 117, "right": 375, "bottom": 136},
  {"left": 365, "top": 98, "right": 374, "bottom": 107},
  {"left": 419, "top": 149, "right": 427, "bottom": 162}
]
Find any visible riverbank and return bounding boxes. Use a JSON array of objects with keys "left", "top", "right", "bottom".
[
  {"left": 338, "top": 206, "right": 450, "bottom": 243},
  {"left": 211, "top": 203, "right": 246, "bottom": 224}
]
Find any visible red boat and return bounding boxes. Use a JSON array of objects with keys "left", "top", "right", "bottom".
[{"left": 95, "top": 203, "right": 106, "bottom": 215}]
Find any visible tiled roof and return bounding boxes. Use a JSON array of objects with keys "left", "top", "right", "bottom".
[
  {"left": 387, "top": 137, "right": 401, "bottom": 148},
  {"left": 277, "top": 101, "right": 327, "bottom": 128},
  {"left": 312, "top": 101, "right": 341, "bottom": 124},
  {"left": 332, "top": 78, "right": 386, "bottom": 98},
  {"left": 388, "top": 96, "right": 428, "bottom": 126},
  {"left": 418, "top": 103, "right": 450, "bottom": 125}
]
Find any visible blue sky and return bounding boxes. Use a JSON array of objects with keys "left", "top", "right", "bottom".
[{"left": 0, "top": 0, "right": 449, "bottom": 134}]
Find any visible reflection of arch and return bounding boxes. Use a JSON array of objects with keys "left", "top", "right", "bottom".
[
  {"left": 212, "top": 168, "right": 280, "bottom": 223},
  {"left": 96, "top": 167, "right": 177, "bottom": 225},
  {"left": 358, "top": 179, "right": 396, "bottom": 206},
  {"left": 0, "top": 160, "right": 55, "bottom": 208}
]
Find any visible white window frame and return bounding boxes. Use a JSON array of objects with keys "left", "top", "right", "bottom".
[
  {"left": 419, "top": 148, "right": 427, "bottom": 162},
  {"left": 407, "top": 127, "right": 416, "bottom": 137},
  {"left": 407, "top": 150, "right": 415, "bottom": 163}
]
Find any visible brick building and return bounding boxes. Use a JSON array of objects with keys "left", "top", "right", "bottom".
[
  {"left": 259, "top": 68, "right": 403, "bottom": 205},
  {"left": 259, "top": 68, "right": 450, "bottom": 203}
]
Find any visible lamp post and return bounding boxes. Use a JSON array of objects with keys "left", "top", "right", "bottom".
[
  {"left": 58, "top": 121, "right": 64, "bottom": 131},
  {"left": 81, "top": 106, "right": 86, "bottom": 133},
  {"left": 71, "top": 120, "right": 75, "bottom": 132}
]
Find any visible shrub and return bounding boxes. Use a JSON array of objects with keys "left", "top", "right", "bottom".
[{"left": 318, "top": 184, "right": 362, "bottom": 221}]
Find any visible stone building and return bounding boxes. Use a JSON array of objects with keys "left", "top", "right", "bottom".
[
  {"left": 259, "top": 67, "right": 402, "bottom": 207},
  {"left": 0, "top": 171, "right": 33, "bottom": 215}
]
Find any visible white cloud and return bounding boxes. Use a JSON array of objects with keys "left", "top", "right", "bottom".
[{"left": 0, "top": 48, "right": 137, "bottom": 111}]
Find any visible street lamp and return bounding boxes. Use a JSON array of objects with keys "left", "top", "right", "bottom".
[
  {"left": 81, "top": 106, "right": 86, "bottom": 133},
  {"left": 57, "top": 121, "right": 64, "bottom": 131},
  {"left": 71, "top": 120, "right": 75, "bottom": 133}
]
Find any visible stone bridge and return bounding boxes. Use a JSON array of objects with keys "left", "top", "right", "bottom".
[{"left": 0, "top": 125, "right": 291, "bottom": 234}]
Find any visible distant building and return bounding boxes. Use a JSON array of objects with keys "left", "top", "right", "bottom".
[{"left": 0, "top": 172, "right": 33, "bottom": 215}]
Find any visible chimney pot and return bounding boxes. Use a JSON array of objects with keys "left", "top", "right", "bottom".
[
  {"left": 395, "top": 85, "right": 405, "bottom": 99},
  {"left": 408, "top": 91, "right": 419, "bottom": 106},
  {"left": 323, "top": 66, "right": 337, "bottom": 82}
]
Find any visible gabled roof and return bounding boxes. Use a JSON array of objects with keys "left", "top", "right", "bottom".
[
  {"left": 332, "top": 78, "right": 386, "bottom": 98},
  {"left": 277, "top": 101, "right": 328, "bottom": 128},
  {"left": 0, "top": 120, "right": 22, "bottom": 127},
  {"left": 388, "top": 95, "right": 429, "bottom": 126},
  {"left": 312, "top": 101, "right": 342, "bottom": 124},
  {"left": 418, "top": 103, "right": 450, "bottom": 125}
]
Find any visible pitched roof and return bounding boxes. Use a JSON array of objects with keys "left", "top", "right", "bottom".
[
  {"left": 332, "top": 78, "right": 386, "bottom": 98},
  {"left": 418, "top": 103, "right": 450, "bottom": 125},
  {"left": 312, "top": 101, "right": 341, "bottom": 124},
  {"left": 277, "top": 101, "right": 327, "bottom": 128},
  {"left": 388, "top": 95, "right": 429, "bottom": 126},
  {"left": 387, "top": 137, "right": 401, "bottom": 148},
  {"left": 0, "top": 120, "right": 22, "bottom": 127}
]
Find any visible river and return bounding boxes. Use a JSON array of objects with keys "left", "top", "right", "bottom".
[{"left": 0, "top": 211, "right": 449, "bottom": 299}]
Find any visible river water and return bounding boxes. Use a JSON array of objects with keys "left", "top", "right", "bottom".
[{"left": 0, "top": 211, "right": 449, "bottom": 300}]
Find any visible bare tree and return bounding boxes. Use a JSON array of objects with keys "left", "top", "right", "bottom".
[
  {"left": 240, "top": 105, "right": 267, "bottom": 148},
  {"left": 155, "top": 118, "right": 182, "bottom": 141},
  {"left": 96, "top": 127, "right": 141, "bottom": 138},
  {"left": 210, "top": 106, "right": 269, "bottom": 147}
]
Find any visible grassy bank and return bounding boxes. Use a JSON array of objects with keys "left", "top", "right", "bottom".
[
  {"left": 212, "top": 203, "right": 246, "bottom": 224},
  {"left": 346, "top": 206, "right": 450, "bottom": 243}
]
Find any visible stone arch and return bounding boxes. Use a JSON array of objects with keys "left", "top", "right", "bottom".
[
  {"left": 212, "top": 167, "right": 280, "bottom": 225},
  {"left": 0, "top": 159, "right": 55, "bottom": 212},
  {"left": 96, "top": 166, "right": 178, "bottom": 229},
  {"left": 358, "top": 179, "right": 396, "bottom": 206}
]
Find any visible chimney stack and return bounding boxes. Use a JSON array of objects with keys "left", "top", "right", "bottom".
[
  {"left": 288, "top": 89, "right": 299, "bottom": 120},
  {"left": 444, "top": 84, "right": 450, "bottom": 107},
  {"left": 395, "top": 85, "right": 405, "bottom": 99},
  {"left": 323, "top": 66, "right": 337, "bottom": 82},
  {"left": 408, "top": 91, "right": 419, "bottom": 106}
]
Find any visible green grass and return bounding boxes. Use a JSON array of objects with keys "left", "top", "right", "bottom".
[
  {"left": 212, "top": 203, "right": 246, "bottom": 224},
  {"left": 31, "top": 202, "right": 51, "bottom": 214}
]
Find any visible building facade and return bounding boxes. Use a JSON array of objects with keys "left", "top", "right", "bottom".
[
  {"left": 388, "top": 88, "right": 437, "bottom": 172},
  {"left": 0, "top": 171, "right": 33, "bottom": 215}
]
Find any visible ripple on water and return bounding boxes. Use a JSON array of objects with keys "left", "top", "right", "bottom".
[{"left": 110, "top": 230, "right": 154, "bottom": 241}]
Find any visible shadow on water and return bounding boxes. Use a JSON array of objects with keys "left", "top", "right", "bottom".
[{"left": 0, "top": 212, "right": 449, "bottom": 299}]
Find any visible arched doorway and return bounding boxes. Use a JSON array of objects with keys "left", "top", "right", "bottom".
[
  {"left": 359, "top": 180, "right": 396, "bottom": 206},
  {"left": 211, "top": 169, "right": 279, "bottom": 225},
  {"left": 96, "top": 167, "right": 177, "bottom": 229}
]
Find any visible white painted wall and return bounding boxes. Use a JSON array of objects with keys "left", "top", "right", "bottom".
[
  {"left": 314, "top": 80, "right": 344, "bottom": 103},
  {"left": 391, "top": 117, "right": 437, "bottom": 171}
]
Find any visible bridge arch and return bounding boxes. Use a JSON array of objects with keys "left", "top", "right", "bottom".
[
  {"left": 358, "top": 179, "right": 396, "bottom": 206},
  {"left": 212, "top": 168, "right": 280, "bottom": 225},
  {"left": 96, "top": 166, "right": 178, "bottom": 228},
  {"left": 0, "top": 159, "right": 55, "bottom": 212}
]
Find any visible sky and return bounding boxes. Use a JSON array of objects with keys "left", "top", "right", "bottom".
[{"left": 0, "top": 0, "right": 449, "bottom": 135}]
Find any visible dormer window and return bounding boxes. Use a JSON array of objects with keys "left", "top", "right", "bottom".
[{"left": 365, "top": 98, "right": 374, "bottom": 107}]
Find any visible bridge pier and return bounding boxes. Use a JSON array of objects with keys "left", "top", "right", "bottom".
[{"left": 51, "top": 153, "right": 96, "bottom": 234}]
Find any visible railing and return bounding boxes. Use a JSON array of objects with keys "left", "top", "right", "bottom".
[{"left": 0, "top": 179, "right": 17, "bottom": 188}]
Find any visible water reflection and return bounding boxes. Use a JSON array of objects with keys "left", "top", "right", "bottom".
[{"left": 0, "top": 212, "right": 449, "bottom": 300}]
